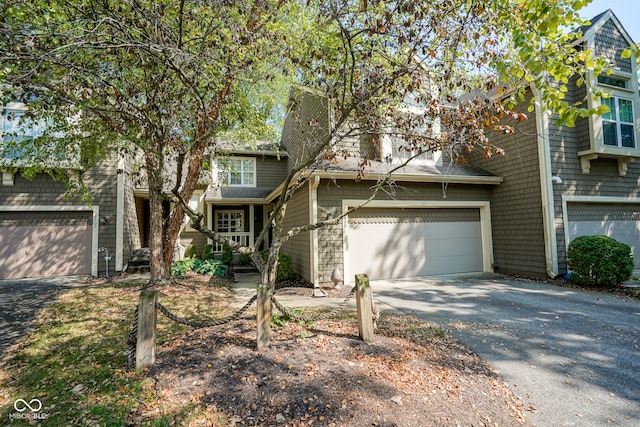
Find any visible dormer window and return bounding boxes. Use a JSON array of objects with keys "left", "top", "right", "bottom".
[
  {"left": 601, "top": 96, "right": 635, "bottom": 148},
  {"left": 597, "top": 75, "right": 629, "bottom": 89}
]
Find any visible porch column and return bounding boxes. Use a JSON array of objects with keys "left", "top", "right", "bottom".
[{"left": 249, "top": 204, "right": 255, "bottom": 248}]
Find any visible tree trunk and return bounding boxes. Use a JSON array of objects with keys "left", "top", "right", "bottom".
[
  {"left": 257, "top": 260, "right": 277, "bottom": 348},
  {"left": 146, "top": 152, "right": 169, "bottom": 284}
]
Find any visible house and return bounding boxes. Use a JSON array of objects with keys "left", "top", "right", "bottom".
[
  {"left": 469, "top": 9, "right": 640, "bottom": 278},
  {"left": 2, "top": 9, "right": 636, "bottom": 285}
]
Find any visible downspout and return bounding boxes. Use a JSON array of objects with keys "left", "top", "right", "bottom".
[{"left": 532, "top": 84, "right": 559, "bottom": 278}]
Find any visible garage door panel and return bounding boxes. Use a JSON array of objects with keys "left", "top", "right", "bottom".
[
  {"left": 0, "top": 211, "right": 93, "bottom": 279},
  {"left": 348, "top": 208, "right": 484, "bottom": 280}
]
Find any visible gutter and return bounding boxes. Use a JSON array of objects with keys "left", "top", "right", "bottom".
[{"left": 532, "top": 84, "right": 559, "bottom": 278}]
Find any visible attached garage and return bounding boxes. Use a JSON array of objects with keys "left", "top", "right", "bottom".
[
  {"left": 344, "top": 201, "right": 493, "bottom": 281},
  {"left": 565, "top": 201, "right": 640, "bottom": 269},
  {"left": 0, "top": 209, "right": 97, "bottom": 280}
]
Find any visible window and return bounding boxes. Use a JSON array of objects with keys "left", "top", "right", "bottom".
[
  {"left": 2, "top": 109, "right": 47, "bottom": 158},
  {"left": 597, "top": 75, "right": 629, "bottom": 89},
  {"left": 226, "top": 158, "right": 255, "bottom": 186},
  {"left": 215, "top": 211, "right": 243, "bottom": 233},
  {"left": 601, "top": 96, "right": 635, "bottom": 148}
]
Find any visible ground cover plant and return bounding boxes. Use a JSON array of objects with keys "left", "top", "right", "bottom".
[{"left": 0, "top": 274, "right": 528, "bottom": 426}]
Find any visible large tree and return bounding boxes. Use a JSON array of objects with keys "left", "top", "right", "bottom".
[
  {"left": 1, "top": 0, "right": 611, "bottom": 346},
  {"left": 0, "top": 0, "right": 302, "bottom": 283}
]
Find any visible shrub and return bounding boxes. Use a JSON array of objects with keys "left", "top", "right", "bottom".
[
  {"left": 171, "top": 258, "right": 228, "bottom": 276},
  {"left": 194, "top": 259, "right": 228, "bottom": 276},
  {"left": 260, "top": 250, "right": 294, "bottom": 282},
  {"left": 567, "top": 235, "right": 633, "bottom": 287},
  {"left": 184, "top": 244, "right": 198, "bottom": 259},
  {"left": 238, "top": 254, "right": 252, "bottom": 265},
  {"left": 202, "top": 244, "right": 214, "bottom": 260},
  {"left": 221, "top": 245, "right": 234, "bottom": 266},
  {"left": 171, "top": 258, "right": 197, "bottom": 276}
]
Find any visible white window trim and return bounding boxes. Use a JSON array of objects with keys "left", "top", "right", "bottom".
[
  {"left": 601, "top": 95, "right": 636, "bottom": 148},
  {"left": 226, "top": 157, "right": 256, "bottom": 187},
  {"left": 581, "top": 66, "right": 640, "bottom": 176}
]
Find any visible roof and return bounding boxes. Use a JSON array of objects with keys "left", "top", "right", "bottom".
[
  {"left": 204, "top": 185, "right": 279, "bottom": 202},
  {"left": 309, "top": 157, "right": 502, "bottom": 184},
  {"left": 575, "top": 9, "right": 635, "bottom": 45}
]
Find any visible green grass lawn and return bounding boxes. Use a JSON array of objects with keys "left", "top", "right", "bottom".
[{"left": 0, "top": 277, "right": 235, "bottom": 426}]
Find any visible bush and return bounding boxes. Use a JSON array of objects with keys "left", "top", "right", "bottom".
[
  {"left": 184, "top": 244, "right": 198, "bottom": 259},
  {"left": 194, "top": 259, "right": 228, "bottom": 276},
  {"left": 567, "top": 235, "right": 633, "bottom": 287},
  {"left": 221, "top": 245, "right": 234, "bottom": 266},
  {"left": 171, "top": 258, "right": 228, "bottom": 277},
  {"left": 238, "top": 254, "right": 252, "bottom": 265},
  {"left": 202, "top": 244, "right": 214, "bottom": 260},
  {"left": 260, "top": 250, "right": 294, "bottom": 282},
  {"left": 171, "top": 258, "right": 197, "bottom": 276}
]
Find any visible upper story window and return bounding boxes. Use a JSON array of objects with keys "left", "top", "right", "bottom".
[
  {"left": 601, "top": 96, "right": 635, "bottom": 148},
  {"left": 597, "top": 75, "right": 629, "bottom": 90},
  {"left": 1, "top": 102, "right": 79, "bottom": 168},
  {"left": 2, "top": 108, "right": 47, "bottom": 158},
  {"left": 227, "top": 158, "right": 256, "bottom": 187}
]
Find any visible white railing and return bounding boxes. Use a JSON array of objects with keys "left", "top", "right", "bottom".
[{"left": 213, "top": 232, "right": 251, "bottom": 252}]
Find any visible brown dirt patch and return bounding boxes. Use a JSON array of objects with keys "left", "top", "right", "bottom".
[{"left": 146, "top": 278, "right": 529, "bottom": 426}]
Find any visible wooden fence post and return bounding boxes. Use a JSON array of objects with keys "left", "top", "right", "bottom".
[
  {"left": 136, "top": 290, "right": 158, "bottom": 370},
  {"left": 355, "top": 274, "right": 374, "bottom": 342},
  {"left": 256, "top": 284, "right": 272, "bottom": 349}
]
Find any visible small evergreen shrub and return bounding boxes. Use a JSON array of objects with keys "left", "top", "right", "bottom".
[
  {"left": 184, "top": 244, "right": 198, "bottom": 259},
  {"left": 221, "top": 245, "right": 234, "bottom": 266},
  {"left": 260, "top": 250, "right": 294, "bottom": 282},
  {"left": 202, "top": 244, "right": 214, "bottom": 260},
  {"left": 567, "top": 235, "right": 633, "bottom": 287}
]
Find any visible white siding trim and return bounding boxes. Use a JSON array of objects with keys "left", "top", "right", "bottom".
[
  {"left": 532, "top": 85, "right": 559, "bottom": 278},
  {"left": 341, "top": 199, "right": 493, "bottom": 283},
  {"left": 310, "top": 176, "right": 320, "bottom": 286},
  {"left": 0, "top": 205, "right": 100, "bottom": 276},
  {"left": 115, "top": 158, "right": 125, "bottom": 271}
]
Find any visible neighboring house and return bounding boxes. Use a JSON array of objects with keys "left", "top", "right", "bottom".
[
  {"left": 2, "top": 9, "right": 636, "bottom": 285},
  {"left": 470, "top": 9, "right": 640, "bottom": 278},
  {"left": 0, "top": 100, "right": 141, "bottom": 279}
]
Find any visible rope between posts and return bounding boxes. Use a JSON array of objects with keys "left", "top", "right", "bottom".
[
  {"left": 127, "top": 306, "right": 138, "bottom": 368},
  {"left": 271, "top": 285, "right": 359, "bottom": 323},
  {"left": 155, "top": 294, "right": 258, "bottom": 328}
]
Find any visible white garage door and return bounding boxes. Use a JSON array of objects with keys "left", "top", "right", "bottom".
[
  {"left": 567, "top": 203, "right": 640, "bottom": 269},
  {"left": 0, "top": 211, "right": 93, "bottom": 280},
  {"left": 347, "top": 208, "right": 484, "bottom": 280}
]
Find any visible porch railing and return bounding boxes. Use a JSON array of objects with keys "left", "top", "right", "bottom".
[{"left": 213, "top": 232, "right": 251, "bottom": 252}]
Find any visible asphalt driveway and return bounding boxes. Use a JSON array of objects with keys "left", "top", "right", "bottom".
[
  {"left": 371, "top": 273, "right": 640, "bottom": 426},
  {"left": 0, "top": 276, "right": 86, "bottom": 357}
]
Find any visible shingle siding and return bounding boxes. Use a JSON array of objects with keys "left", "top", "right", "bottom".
[
  {"left": 256, "top": 156, "right": 288, "bottom": 188},
  {"left": 469, "top": 98, "right": 547, "bottom": 277},
  {"left": 281, "top": 181, "right": 311, "bottom": 281},
  {"left": 593, "top": 20, "right": 633, "bottom": 73}
]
